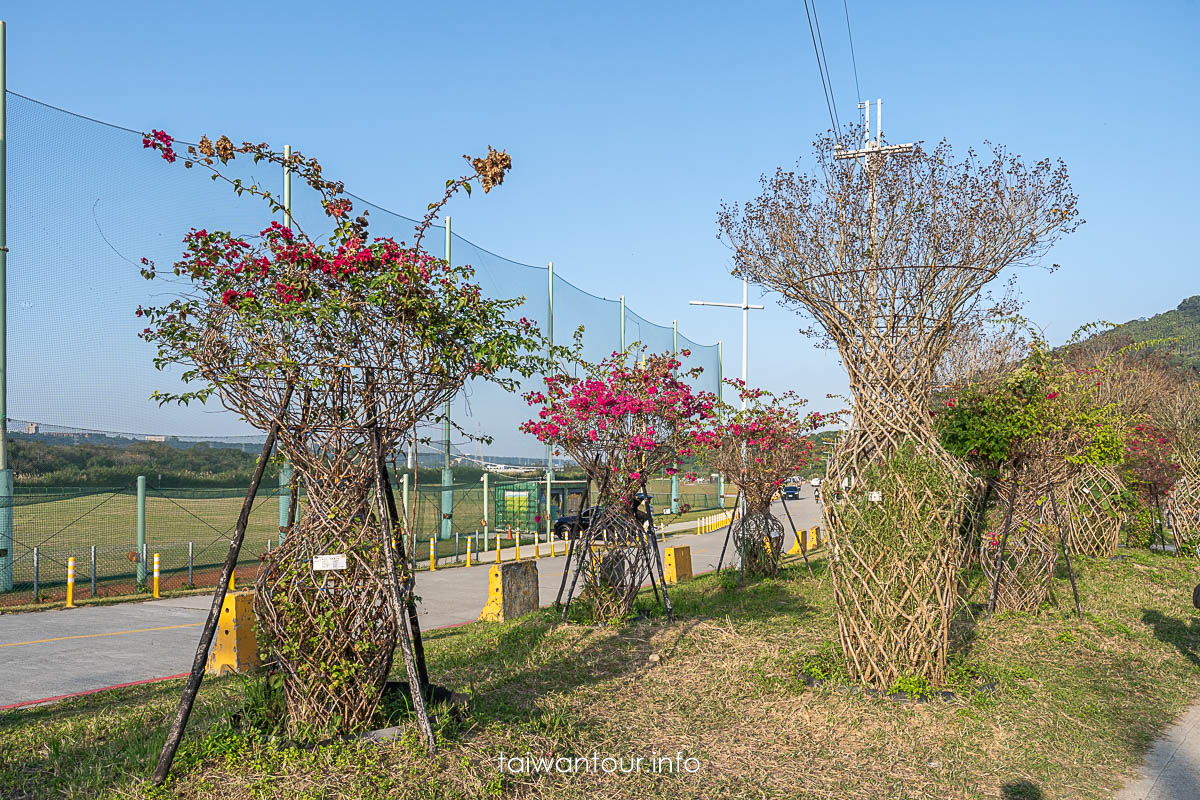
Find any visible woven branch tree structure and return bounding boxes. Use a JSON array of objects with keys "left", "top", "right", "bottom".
[
  {"left": 524, "top": 349, "right": 716, "bottom": 623},
  {"left": 137, "top": 135, "right": 536, "bottom": 739},
  {"left": 1063, "top": 465, "right": 1125, "bottom": 557},
  {"left": 940, "top": 328, "right": 1129, "bottom": 615},
  {"left": 719, "top": 130, "right": 1080, "bottom": 685},
  {"left": 981, "top": 447, "right": 1079, "bottom": 613},
  {"left": 705, "top": 383, "right": 825, "bottom": 579},
  {"left": 1161, "top": 380, "right": 1200, "bottom": 551}
]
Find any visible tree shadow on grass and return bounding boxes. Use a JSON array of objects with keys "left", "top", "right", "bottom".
[
  {"left": 1141, "top": 609, "right": 1200, "bottom": 670},
  {"left": 418, "top": 567, "right": 814, "bottom": 732},
  {"left": 1000, "top": 779, "right": 1043, "bottom": 799},
  {"left": 0, "top": 680, "right": 231, "bottom": 799}
]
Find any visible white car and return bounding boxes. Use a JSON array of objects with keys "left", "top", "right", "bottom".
[{"left": 810, "top": 478, "right": 822, "bottom": 487}]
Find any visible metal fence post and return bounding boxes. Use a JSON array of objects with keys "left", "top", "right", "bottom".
[
  {"left": 401, "top": 472, "right": 409, "bottom": 526},
  {"left": 717, "top": 340, "right": 723, "bottom": 403},
  {"left": 31, "top": 546, "right": 38, "bottom": 601},
  {"left": 620, "top": 295, "right": 626, "bottom": 351},
  {"left": 545, "top": 469, "right": 553, "bottom": 542},
  {"left": 278, "top": 459, "right": 291, "bottom": 542},
  {"left": 482, "top": 472, "right": 489, "bottom": 549},
  {"left": 187, "top": 541, "right": 193, "bottom": 587},
  {"left": 90, "top": 544, "right": 96, "bottom": 597},
  {"left": 136, "top": 475, "right": 146, "bottom": 589}
]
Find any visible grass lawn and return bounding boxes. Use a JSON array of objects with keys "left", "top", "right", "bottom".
[
  {"left": 3, "top": 549, "right": 1198, "bottom": 799},
  {"left": 6, "top": 479, "right": 721, "bottom": 604}
]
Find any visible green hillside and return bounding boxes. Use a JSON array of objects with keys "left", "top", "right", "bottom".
[{"left": 1097, "top": 295, "right": 1200, "bottom": 371}]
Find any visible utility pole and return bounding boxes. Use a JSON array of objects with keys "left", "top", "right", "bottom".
[
  {"left": 689, "top": 278, "right": 763, "bottom": 409},
  {"left": 833, "top": 98, "right": 915, "bottom": 401},
  {"left": 834, "top": 99, "right": 914, "bottom": 299}
]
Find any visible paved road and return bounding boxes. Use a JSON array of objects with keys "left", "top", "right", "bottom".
[
  {"left": 1115, "top": 703, "right": 1200, "bottom": 800},
  {"left": 0, "top": 497, "right": 822, "bottom": 708}
]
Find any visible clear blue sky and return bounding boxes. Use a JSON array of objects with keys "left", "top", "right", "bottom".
[{"left": 2, "top": 1, "right": 1197, "bottom": 450}]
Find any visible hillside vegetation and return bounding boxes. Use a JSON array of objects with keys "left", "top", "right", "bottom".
[{"left": 1097, "top": 295, "right": 1200, "bottom": 371}]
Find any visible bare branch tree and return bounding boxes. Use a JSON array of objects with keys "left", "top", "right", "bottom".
[{"left": 717, "top": 129, "right": 1081, "bottom": 685}]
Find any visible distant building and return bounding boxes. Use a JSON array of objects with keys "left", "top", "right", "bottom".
[
  {"left": 23, "top": 423, "right": 38, "bottom": 434},
  {"left": 144, "top": 435, "right": 167, "bottom": 443}
]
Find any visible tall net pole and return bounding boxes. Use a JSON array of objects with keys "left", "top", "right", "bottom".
[
  {"left": 0, "top": 20, "right": 11, "bottom": 594},
  {"left": 278, "top": 144, "right": 293, "bottom": 541},
  {"left": 440, "top": 218, "right": 453, "bottom": 541},
  {"left": 546, "top": 260, "right": 555, "bottom": 540}
]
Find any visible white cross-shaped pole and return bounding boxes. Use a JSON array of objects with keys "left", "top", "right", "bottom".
[{"left": 689, "top": 277, "right": 764, "bottom": 409}]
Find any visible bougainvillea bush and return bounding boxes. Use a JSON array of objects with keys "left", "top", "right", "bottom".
[
  {"left": 522, "top": 349, "right": 717, "bottom": 512},
  {"left": 522, "top": 348, "right": 716, "bottom": 619},
  {"left": 138, "top": 131, "right": 543, "bottom": 735},
  {"left": 1121, "top": 422, "right": 1182, "bottom": 549},
  {"left": 937, "top": 324, "right": 1128, "bottom": 608},
  {"left": 703, "top": 381, "right": 828, "bottom": 512},
  {"left": 699, "top": 382, "right": 832, "bottom": 575}
]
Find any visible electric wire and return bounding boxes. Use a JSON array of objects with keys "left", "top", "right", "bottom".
[
  {"left": 810, "top": 0, "right": 841, "bottom": 130},
  {"left": 802, "top": 0, "right": 838, "bottom": 131},
  {"left": 842, "top": 0, "right": 863, "bottom": 106}
]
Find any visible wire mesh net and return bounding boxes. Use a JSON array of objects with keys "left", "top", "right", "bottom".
[{"left": 0, "top": 90, "right": 722, "bottom": 602}]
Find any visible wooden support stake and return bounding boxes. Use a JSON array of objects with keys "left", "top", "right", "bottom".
[{"left": 153, "top": 383, "right": 293, "bottom": 785}]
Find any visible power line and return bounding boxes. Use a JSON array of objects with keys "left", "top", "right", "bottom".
[
  {"left": 842, "top": 0, "right": 862, "bottom": 106},
  {"left": 802, "top": 0, "right": 838, "bottom": 131},
  {"left": 810, "top": 0, "right": 841, "bottom": 130}
]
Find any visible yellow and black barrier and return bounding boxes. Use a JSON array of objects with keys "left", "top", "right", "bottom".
[
  {"left": 206, "top": 590, "right": 259, "bottom": 676},
  {"left": 664, "top": 545, "right": 693, "bottom": 585},
  {"left": 478, "top": 560, "right": 539, "bottom": 623}
]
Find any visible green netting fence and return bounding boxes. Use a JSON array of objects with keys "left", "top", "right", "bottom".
[{"left": 0, "top": 88, "right": 726, "bottom": 603}]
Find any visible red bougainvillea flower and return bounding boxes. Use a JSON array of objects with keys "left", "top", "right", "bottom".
[
  {"left": 521, "top": 348, "right": 716, "bottom": 511},
  {"left": 696, "top": 381, "right": 837, "bottom": 513}
]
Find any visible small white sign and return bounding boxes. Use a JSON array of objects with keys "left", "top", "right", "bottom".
[
  {"left": 868, "top": 491, "right": 883, "bottom": 503},
  {"left": 313, "top": 554, "right": 348, "bottom": 571}
]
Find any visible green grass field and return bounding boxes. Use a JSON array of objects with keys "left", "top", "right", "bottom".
[{"left": 2, "top": 478, "right": 722, "bottom": 604}]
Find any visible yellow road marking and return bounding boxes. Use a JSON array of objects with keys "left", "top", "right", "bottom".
[{"left": 0, "top": 622, "right": 204, "bottom": 648}]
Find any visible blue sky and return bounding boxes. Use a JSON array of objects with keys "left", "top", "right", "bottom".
[{"left": 2, "top": 1, "right": 1197, "bottom": 451}]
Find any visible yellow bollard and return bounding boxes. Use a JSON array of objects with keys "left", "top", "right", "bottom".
[
  {"left": 429, "top": 538, "right": 437, "bottom": 571},
  {"left": 664, "top": 545, "right": 692, "bottom": 585},
  {"left": 65, "top": 556, "right": 76, "bottom": 609},
  {"left": 153, "top": 553, "right": 161, "bottom": 599},
  {"left": 495, "top": 538, "right": 502, "bottom": 563},
  {"left": 466, "top": 538, "right": 472, "bottom": 568},
  {"left": 534, "top": 531, "right": 540, "bottom": 559},
  {"left": 515, "top": 530, "right": 521, "bottom": 561},
  {"left": 206, "top": 590, "right": 259, "bottom": 675}
]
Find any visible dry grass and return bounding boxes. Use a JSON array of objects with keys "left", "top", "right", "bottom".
[{"left": 2, "top": 549, "right": 1199, "bottom": 799}]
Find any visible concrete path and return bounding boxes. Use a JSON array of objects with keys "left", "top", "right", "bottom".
[
  {"left": 1115, "top": 703, "right": 1200, "bottom": 800},
  {"left": 0, "top": 496, "right": 822, "bottom": 708}
]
